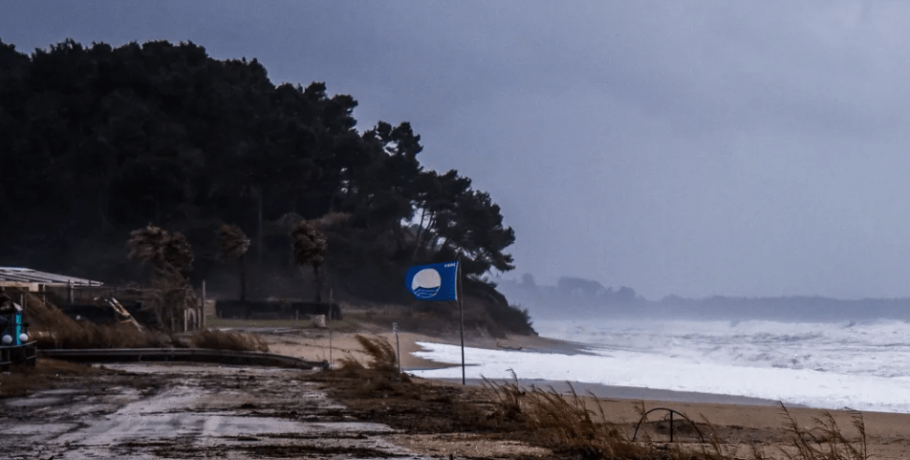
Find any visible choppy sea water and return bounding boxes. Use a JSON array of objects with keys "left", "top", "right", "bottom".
[{"left": 410, "top": 318, "right": 910, "bottom": 413}]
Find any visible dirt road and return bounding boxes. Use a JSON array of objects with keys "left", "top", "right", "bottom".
[{"left": 0, "top": 363, "right": 428, "bottom": 459}]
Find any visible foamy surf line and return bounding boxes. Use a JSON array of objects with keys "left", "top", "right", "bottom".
[{"left": 409, "top": 341, "right": 910, "bottom": 413}]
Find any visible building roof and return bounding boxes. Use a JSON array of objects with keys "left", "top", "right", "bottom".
[{"left": 0, "top": 267, "right": 102, "bottom": 287}]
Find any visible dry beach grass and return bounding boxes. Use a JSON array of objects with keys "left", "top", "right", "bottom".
[
  {"left": 482, "top": 375, "right": 875, "bottom": 459},
  {"left": 24, "top": 293, "right": 269, "bottom": 352},
  {"left": 189, "top": 329, "right": 269, "bottom": 352}
]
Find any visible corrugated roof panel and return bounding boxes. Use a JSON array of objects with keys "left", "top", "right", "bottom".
[{"left": 0, "top": 267, "right": 102, "bottom": 286}]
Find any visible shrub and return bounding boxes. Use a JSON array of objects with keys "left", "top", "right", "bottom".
[
  {"left": 189, "top": 329, "right": 269, "bottom": 352},
  {"left": 353, "top": 334, "right": 397, "bottom": 371}
]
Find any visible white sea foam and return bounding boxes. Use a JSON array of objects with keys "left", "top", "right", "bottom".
[{"left": 409, "top": 318, "right": 910, "bottom": 413}]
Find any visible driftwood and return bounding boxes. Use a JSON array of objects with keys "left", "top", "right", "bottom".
[{"left": 496, "top": 341, "right": 522, "bottom": 351}]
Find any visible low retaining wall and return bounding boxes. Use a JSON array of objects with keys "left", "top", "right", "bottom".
[
  {"left": 39, "top": 348, "right": 328, "bottom": 370},
  {"left": 216, "top": 300, "right": 342, "bottom": 321},
  {"left": 0, "top": 341, "right": 38, "bottom": 372}
]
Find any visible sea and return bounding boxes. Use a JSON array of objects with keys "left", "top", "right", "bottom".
[{"left": 410, "top": 318, "right": 910, "bottom": 413}]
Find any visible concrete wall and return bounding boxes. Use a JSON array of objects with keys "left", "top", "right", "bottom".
[{"left": 216, "top": 300, "right": 341, "bottom": 321}]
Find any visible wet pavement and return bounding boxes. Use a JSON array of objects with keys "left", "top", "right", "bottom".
[{"left": 0, "top": 363, "right": 430, "bottom": 459}]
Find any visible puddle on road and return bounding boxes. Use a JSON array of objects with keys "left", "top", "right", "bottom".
[
  {"left": 54, "top": 413, "right": 394, "bottom": 446},
  {"left": 3, "top": 423, "right": 80, "bottom": 436},
  {"left": 31, "top": 388, "right": 82, "bottom": 395},
  {"left": 5, "top": 396, "right": 69, "bottom": 407},
  {"left": 99, "top": 362, "right": 309, "bottom": 376}
]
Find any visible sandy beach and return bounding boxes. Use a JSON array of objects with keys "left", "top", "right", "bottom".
[
  {"left": 257, "top": 327, "right": 910, "bottom": 459},
  {"left": 256, "top": 325, "right": 587, "bottom": 370}
]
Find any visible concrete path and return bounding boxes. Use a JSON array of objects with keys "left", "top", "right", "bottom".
[{"left": 0, "top": 363, "right": 430, "bottom": 459}]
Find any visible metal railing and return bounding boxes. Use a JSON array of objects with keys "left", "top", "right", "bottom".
[
  {"left": 0, "top": 341, "right": 38, "bottom": 372},
  {"left": 39, "top": 348, "right": 328, "bottom": 370},
  {"left": 632, "top": 407, "right": 705, "bottom": 443},
  {"left": 0, "top": 347, "right": 9, "bottom": 373}
]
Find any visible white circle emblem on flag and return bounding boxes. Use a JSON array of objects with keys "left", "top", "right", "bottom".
[{"left": 412, "top": 268, "right": 442, "bottom": 299}]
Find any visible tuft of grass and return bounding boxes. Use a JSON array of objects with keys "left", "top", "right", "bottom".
[
  {"left": 779, "top": 403, "right": 869, "bottom": 460},
  {"left": 696, "top": 414, "right": 736, "bottom": 459},
  {"left": 482, "top": 370, "right": 524, "bottom": 421},
  {"left": 25, "top": 293, "right": 270, "bottom": 352},
  {"left": 337, "top": 355, "right": 365, "bottom": 371},
  {"left": 482, "top": 374, "right": 875, "bottom": 460},
  {"left": 189, "top": 329, "right": 269, "bottom": 352},
  {"left": 25, "top": 293, "right": 173, "bottom": 349},
  {"left": 352, "top": 334, "right": 397, "bottom": 371},
  {"left": 483, "top": 375, "right": 657, "bottom": 459}
]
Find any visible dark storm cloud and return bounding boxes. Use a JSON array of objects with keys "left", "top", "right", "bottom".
[{"left": 3, "top": 1, "right": 910, "bottom": 299}]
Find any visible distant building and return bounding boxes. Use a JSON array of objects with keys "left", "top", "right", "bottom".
[
  {"left": 0, "top": 267, "right": 102, "bottom": 292},
  {"left": 0, "top": 267, "right": 205, "bottom": 332}
]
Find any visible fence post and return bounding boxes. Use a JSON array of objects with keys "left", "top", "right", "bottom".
[
  {"left": 669, "top": 410, "right": 674, "bottom": 442},
  {"left": 393, "top": 322, "right": 401, "bottom": 374},
  {"left": 201, "top": 280, "right": 206, "bottom": 330}
]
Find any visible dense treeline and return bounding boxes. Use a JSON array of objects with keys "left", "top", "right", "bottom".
[{"left": 0, "top": 39, "right": 532, "bottom": 334}]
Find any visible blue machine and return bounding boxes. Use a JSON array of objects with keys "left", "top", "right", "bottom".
[
  {"left": 14, "top": 308, "right": 22, "bottom": 345},
  {"left": 0, "top": 295, "right": 36, "bottom": 371},
  {"left": 0, "top": 302, "right": 24, "bottom": 346}
]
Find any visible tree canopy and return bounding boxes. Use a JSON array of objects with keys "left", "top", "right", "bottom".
[{"left": 0, "top": 39, "right": 523, "bottom": 331}]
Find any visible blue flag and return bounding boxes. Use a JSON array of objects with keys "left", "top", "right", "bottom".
[{"left": 405, "top": 261, "right": 459, "bottom": 301}]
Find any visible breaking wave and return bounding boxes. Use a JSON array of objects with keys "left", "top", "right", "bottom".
[{"left": 410, "top": 317, "right": 910, "bottom": 413}]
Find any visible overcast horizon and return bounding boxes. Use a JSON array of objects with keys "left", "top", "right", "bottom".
[{"left": 4, "top": 1, "right": 910, "bottom": 300}]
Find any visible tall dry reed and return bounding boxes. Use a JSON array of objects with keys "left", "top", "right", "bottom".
[
  {"left": 779, "top": 403, "right": 868, "bottom": 460},
  {"left": 484, "top": 373, "right": 658, "bottom": 459},
  {"left": 25, "top": 293, "right": 268, "bottom": 352},
  {"left": 190, "top": 329, "right": 268, "bottom": 352},
  {"left": 483, "top": 373, "right": 871, "bottom": 460},
  {"left": 24, "top": 293, "right": 171, "bottom": 349},
  {"left": 345, "top": 334, "right": 396, "bottom": 371}
]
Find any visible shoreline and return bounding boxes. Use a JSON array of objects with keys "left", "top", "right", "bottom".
[
  {"left": 432, "top": 377, "right": 786, "bottom": 407},
  {"left": 404, "top": 332, "right": 910, "bottom": 416},
  {"left": 253, "top": 324, "right": 910, "bottom": 416},
  {"left": 258, "top": 327, "right": 792, "bottom": 409},
  {"left": 405, "top": 335, "right": 791, "bottom": 409}
]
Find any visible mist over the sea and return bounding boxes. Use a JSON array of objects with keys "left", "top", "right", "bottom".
[{"left": 496, "top": 275, "right": 910, "bottom": 323}]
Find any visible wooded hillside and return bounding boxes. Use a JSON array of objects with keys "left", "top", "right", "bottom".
[{"left": 0, "top": 39, "right": 532, "bottom": 334}]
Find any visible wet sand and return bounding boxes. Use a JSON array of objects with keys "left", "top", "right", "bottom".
[
  {"left": 257, "top": 327, "right": 591, "bottom": 371},
  {"left": 441, "top": 378, "right": 782, "bottom": 407}
]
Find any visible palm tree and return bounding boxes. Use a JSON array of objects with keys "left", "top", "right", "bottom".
[
  {"left": 217, "top": 224, "right": 251, "bottom": 301},
  {"left": 127, "top": 225, "right": 196, "bottom": 331},
  {"left": 290, "top": 221, "right": 327, "bottom": 304}
]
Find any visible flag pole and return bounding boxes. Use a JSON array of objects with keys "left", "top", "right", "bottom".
[{"left": 458, "top": 261, "right": 465, "bottom": 385}]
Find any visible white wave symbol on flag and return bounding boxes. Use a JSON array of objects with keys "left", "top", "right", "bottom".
[{"left": 412, "top": 268, "right": 442, "bottom": 299}]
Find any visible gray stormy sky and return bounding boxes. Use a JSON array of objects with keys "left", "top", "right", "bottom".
[{"left": 2, "top": 1, "right": 909, "bottom": 300}]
